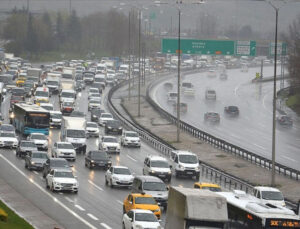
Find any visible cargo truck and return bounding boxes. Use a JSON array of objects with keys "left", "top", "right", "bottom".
[{"left": 165, "top": 186, "right": 228, "bottom": 229}]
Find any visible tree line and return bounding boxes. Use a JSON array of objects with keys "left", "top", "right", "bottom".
[{"left": 1, "top": 8, "right": 157, "bottom": 59}]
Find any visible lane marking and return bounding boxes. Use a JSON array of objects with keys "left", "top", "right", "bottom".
[
  {"left": 281, "top": 155, "right": 296, "bottom": 162},
  {"left": 0, "top": 154, "right": 98, "bottom": 229},
  {"left": 100, "top": 222, "right": 112, "bottom": 229},
  {"left": 88, "top": 180, "right": 103, "bottom": 191},
  {"left": 75, "top": 204, "right": 85, "bottom": 211},
  {"left": 87, "top": 213, "right": 99, "bottom": 221},
  {"left": 33, "top": 171, "right": 39, "bottom": 175},
  {"left": 116, "top": 200, "right": 123, "bottom": 205},
  {"left": 234, "top": 84, "right": 241, "bottom": 96},
  {"left": 126, "top": 154, "right": 137, "bottom": 162},
  {"left": 65, "top": 197, "right": 74, "bottom": 203},
  {"left": 253, "top": 143, "right": 266, "bottom": 150}
]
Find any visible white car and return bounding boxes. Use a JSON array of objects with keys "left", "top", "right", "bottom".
[
  {"left": 40, "top": 103, "right": 54, "bottom": 111},
  {"left": 105, "top": 166, "right": 134, "bottom": 188},
  {"left": 86, "top": 122, "right": 99, "bottom": 137},
  {"left": 100, "top": 136, "right": 120, "bottom": 154},
  {"left": 121, "top": 131, "right": 141, "bottom": 147},
  {"left": 122, "top": 209, "right": 161, "bottom": 229},
  {"left": 88, "top": 88, "right": 100, "bottom": 97},
  {"left": 52, "top": 142, "right": 76, "bottom": 161},
  {"left": 99, "top": 113, "right": 114, "bottom": 126},
  {"left": 27, "top": 133, "right": 49, "bottom": 151},
  {"left": 46, "top": 169, "right": 78, "bottom": 193},
  {"left": 205, "top": 89, "right": 216, "bottom": 100},
  {"left": 181, "top": 82, "right": 195, "bottom": 97},
  {"left": 0, "top": 131, "right": 18, "bottom": 148},
  {"left": 88, "top": 99, "right": 101, "bottom": 111}
]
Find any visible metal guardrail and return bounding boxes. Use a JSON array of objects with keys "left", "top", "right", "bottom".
[
  {"left": 146, "top": 77, "right": 300, "bottom": 182},
  {"left": 106, "top": 73, "right": 298, "bottom": 210}
]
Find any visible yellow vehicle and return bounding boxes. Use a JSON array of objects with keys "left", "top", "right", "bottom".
[
  {"left": 16, "top": 76, "right": 26, "bottom": 87},
  {"left": 123, "top": 193, "right": 161, "bottom": 219},
  {"left": 193, "top": 182, "right": 222, "bottom": 192}
]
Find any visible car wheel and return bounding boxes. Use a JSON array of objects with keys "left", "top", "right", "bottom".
[
  {"left": 50, "top": 183, "right": 54, "bottom": 192},
  {"left": 74, "top": 190, "right": 78, "bottom": 194},
  {"left": 195, "top": 175, "right": 200, "bottom": 181},
  {"left": 123, "top": 206, "right": 126, "bottom": 214},
  {"left": 46, "top": 180, "right": 49, "bottom": 189},
  {"left": 122, "top": 222, "right": 125, "bottom": 229},
  {"left": 25, "top": 162, "right": 28, "bottom": 169},
  {"left": 88, "top": 162, "right": 92, "bottom": 169},
  {"left": 105, "top": 177, "right": 108, "bottom": 185},
  {"left": 85, "top": 160, "right": 87, "bottom": 167}
]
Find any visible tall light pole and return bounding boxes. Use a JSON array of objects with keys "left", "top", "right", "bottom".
[
  {"left": 176, "top": 1, "right": 182, "bottom": 143},
  {"left": 138, "top": 9, "right": 141, "bottom": 117},
  {"left": 128, "top": 11, "right": 131, "bottom": 100}
]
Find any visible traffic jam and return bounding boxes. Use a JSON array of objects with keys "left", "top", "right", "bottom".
[{"left": 0, "top": 55, "right": 299, "bottom": 229}]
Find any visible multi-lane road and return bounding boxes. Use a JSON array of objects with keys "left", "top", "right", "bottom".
[
  {"left": 151, "top": 66, "right": 300, "bottom": 171},
  {"left": 0, "top": 81, "right": 207, "bottom": 229}
]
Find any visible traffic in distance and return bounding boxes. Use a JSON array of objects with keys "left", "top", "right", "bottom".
[{"left": 0, "top": 53, "right": 299, "bottom": 229}]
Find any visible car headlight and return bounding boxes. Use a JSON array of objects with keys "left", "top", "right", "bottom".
[
  {"left": 195, "top": 166, "right": 200, "bottom": 171},
  {"left": 92, "top": 115, "right": 96, "bottom": 118},
  {"left": 179, "top": 164, "right": 185, "bottom": 170},
  {"left": 168, "top": 170, "right": 172, "bottom": 174},
  {"left": 118, "top": 127, "right": 122, "bottom": 129},
  {"left": 151, "top": 170, "right": 156, "bottom": 174},
  {"left": 91, "top": 160, "right": 95, "bottom": 163},
  {"left": 31, "top": 161, "right": 35, "bottom": 165},
  {"left": 108, "top": 126, "right": 112, "bottom": 129},
  {"left": 54, "top": 182, "right": 61, "bottom": 186},
  {"left": 73, "top": 182, "right": 78, "bottom": 187},
  {"left": 108, "top": 161, "right": 112, "bottom": 164},
  {"left": 153, "top": 209, "right": 160, "bottom": 212},
  {"left": 112, "top": 176, "right": 119, "bottom": 181}
]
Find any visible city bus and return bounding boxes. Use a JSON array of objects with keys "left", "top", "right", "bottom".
[
  {"left": 218, "top": 190, "right": 300, "bottom": 229},
  {"left": 11, "top": 103, "right": 50, "bottom": 135}
]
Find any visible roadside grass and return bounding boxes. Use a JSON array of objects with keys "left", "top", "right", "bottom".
[
  {"left": 286, "top": 94, "right": 300, "bottom": 115},
  {"left": 0, "top": 200, "right": 34, "bottom": 229}
]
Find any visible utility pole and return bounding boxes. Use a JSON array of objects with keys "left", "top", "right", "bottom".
[
  {"left": 176, "top": 6, "right": 181, "bottom": 142},
  {"left": 128, "top": 11, "right": 131, "bottom": 100}
]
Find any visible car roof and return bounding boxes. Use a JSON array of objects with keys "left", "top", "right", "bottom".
[
  {"left": 112, "top": 165, "right": 129, "bottom": 169},
  {"left": 124, "top": 131, "right": 138, "bottom": 134},
  {"left": 103, "top": 136, "right": 117, "bottom": 139},
  {"left": 131, "top": 193, "right": 154, "bottom": 198},
  {"left": 254, "top": 186, "right": 281, "bottom": 192},
  {"left": 56, "top": 141, "right": 72, "bottom": 144},
  {"left": 135, "top": 175, "right": 164, "bottom": 183},
  {"left": 87, "top": 122, "right": 97, "bottom": 125},
  {"left": 129, "top": 209, "right": 154, "bottom": 214},
  {"left": 194, "top": 182, "right": 221, "bottom": 188},
  {"left": 172, "top": 150, "right": 196, "bottom": 156},
  {"left": 30, "top": 133, "right": 45, "bottom": 136},
  {"left": 147, "top": 155, "right": 168, "bottom": 161},
  {"left": 52, "top": 168, "right": 73, "bottom": 173}
]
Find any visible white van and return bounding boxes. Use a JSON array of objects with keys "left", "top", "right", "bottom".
[
  {"left": 143, "top": 155, "right": 172, "bottom": 182},
  {"left": 170, "top": 150, "right": 200, "bottom": 180},
  {"left": 167, "top": 92, "right": 178, "bottom": 103}
]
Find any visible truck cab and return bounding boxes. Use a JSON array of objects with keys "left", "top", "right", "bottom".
[{"left": 253, "top": 186, "right": 286, "bottom": 207}]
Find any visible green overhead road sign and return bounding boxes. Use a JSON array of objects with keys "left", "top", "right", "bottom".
[
  {"left": 269, "top": 42, "right": 287, "bottom": 56},
  {"left": 161, "top": 38, "right": 256, "bottom": 56}
]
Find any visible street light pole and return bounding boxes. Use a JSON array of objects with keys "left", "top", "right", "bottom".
[
  {"left": 176, "top": 6, "right": 181, "bottom": 143},
  {"left": 271, "top": 5, "right": 279, "bottom": 187},
  {"left": 128, "top": 11, "right": 131, "bottom": 101},
  {"left": 138, "top": 9, "right": 141, "bottom": 117}
]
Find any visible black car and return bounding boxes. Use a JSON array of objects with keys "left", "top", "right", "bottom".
[
  {"left": 42, "top": 158, "right": 72, "bottom": 178},
  {"left": 11, "top": 87, "right": 26, "bottom": 98},
  {"left": 105, "top": 120, "right": 123, "bottom": 134},
  {"left": 85, "top": 150, "right": 112, "bottom": 169},
  {"left": 91, "top": 108, "right": 105, "bottom": 123},
  {"left": 224, "top": 106, "right": 239, "bottom": 117},
  {"left": 16, "top": 140, "right": 38, "bottom": 157}
]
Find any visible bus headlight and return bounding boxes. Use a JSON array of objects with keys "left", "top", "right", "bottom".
[{"left": 10, "top": 113, "right": 15, "bottom": 119}]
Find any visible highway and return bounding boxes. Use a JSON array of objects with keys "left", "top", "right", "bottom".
[
  {"left": 151, "top": 66, "right": 300, "bottom": 171},
  {"left": 0, "top": 80, "right": 206, "bottom": 229}
]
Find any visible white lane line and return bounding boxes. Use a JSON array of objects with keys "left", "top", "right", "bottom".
[
  {"left": 116, "top": 200, "right": 123, "bottom": 205},
  {"left": 0, "top": 154, "right": 98, "bottom": 229},
  {"left": 65, "top": 197, "right": 74, "bottom": 203},
  {"left": 126, "top": 154, "right": 137, "bottom": 162},
  {"left": 229, "top": 134, "right": 241, "bottom": 140},
  {"left": 75, "top": 204, "right": 86, "bottom": 211},
  {"left": 281, "top": 155, "right": 296, "bottom": 162},
  {"left": 87, "top": 213, "right": 99, "bottom": 221},
  {"left": 33, "top": 171, "right": 39, "bottom": 175},
  {"left": 100, "top": 222, "right": 112, "bottom": 229},
  {"left": 253, "top": 143, "right": 266, "bottom": 150},
  {"left": 234, "top": 84, "right": 241, "bottom": 96},
  {"left": 88, "top": 180, "right": 103, "bottom": 191}
]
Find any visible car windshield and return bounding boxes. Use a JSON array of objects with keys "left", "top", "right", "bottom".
[
  {"left": 91, "top": 152, "right": 107, "bottom": 159},
  {"left": 126, "top": 132, "right": 138, "bottom": 137},
  {"left": 143, "top": 182, "right": 167, "bottom": 191},
  {"left": 41, "top": 105, "right": 53, "bottom": 111},
  {"left": 0, "top": 125, "right": 15, "bottom": 131},
  {"left": 36, "top": 91, "right": 49, "bottom": 97},
  {"left": 51, "top": 113, "right": 62, "bottom": 119},
  {"left": 92, "top": 109, "right": 104, "bottom": 116},
  {"left": 47, "top": 81, "right": 59, "bottom": 86},
  {"left": 1, "top": 132, "right": 16, "bottom": 137},
  {"left": 103, "top": 137, "right": 117, "bottom": 143},
  {"left": 135, "top": 213, "right": 158, "bottom": 222},
  {"left": 261, "top": 191, "right": 284, "bottom": 201},
  {"left": 51, "top": 160, "right": 68, "bottom": 167},
  {"left": 90, "top": 100, "right": 100, "bottom": 104},
  {"left": 31, "top": 134, "right": 47, "bottom": 140},
  {"left": 32, "top": 153, "right": 48, "bottom": 159},
  {"left": 151, "top": 160, "right": 169, "bottom": 168},
  {"left": 87, "top": 123, "right": 98, "bottom": 128},
  {"left": 228, "top": 106, "right": 238, "bottom": 111},
  {"left": 114, "top": 168, "right": 131, "bottom": 175},
  {"left": 63, "top": 102, "right": 73, "bottom": 107},
  {"left": 21, "top": 142, "right": 36, "bottom": 148},
  {"left": 58, "top": 143, "right": 74, "bottom": 149},
  {"left": 26, "top": 113, "right": 49, "bottom": 128},
  {"left": 202, "top": 187, "right": 222, "bottom": 192},
  {"left": 62, "top": 74, "right": 72, "bottom": 79},
  {"left": 70, "top": 111, "right": 85, "bottom": 117},
  {"left": 95, "top": 78, "right": 105, "bottom": 82},
  {"left": 61, "top": 92, "right": 75, "bottom": 98},
  {"left": 66, "top": 130, "right": 86, "bottom": 138},
  {"left": 84, "top": 73, "right": 94, "bottom": 78},
  {"left": 89, "top": 89, "right": 99, "bottom": 93},
  {"left": 179, "top": 155, "right": 198, "bottom": 164},
  {"left": 207, "top": 90, "right": 215, "bottom": 94},
  {"left": 102, "top": 114, "right": 112, "bottom": 118},
  {"left": 107, "top": 120, "right": 120, "bottom": 127},
  {"left": 54, "top": 171, "right": 74, "bottom": 178},
  {"left": 135, "top": 197, "right": 157, "bottom": 205},
  {"left": 182, "top": 82, "right": 192, "bottom": 88}
]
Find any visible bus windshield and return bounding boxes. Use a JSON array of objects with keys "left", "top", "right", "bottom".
[{"left": 26, "top": 113, "right": 50, "bottom": 128}]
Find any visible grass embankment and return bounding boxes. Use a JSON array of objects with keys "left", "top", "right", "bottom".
[
  {"left": 0, "top": 200, "right": 34, "bottom": 229},
  {"left": 286, "top": 94, "right": 300, "bottom": 115}
]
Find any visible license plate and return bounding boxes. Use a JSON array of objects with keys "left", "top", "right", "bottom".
[
  {"left": 158, "top": 175, "right": 165, "bottom": 177},
  {"left": 187, "top": 172, "right": 193, "bottom": 175}
]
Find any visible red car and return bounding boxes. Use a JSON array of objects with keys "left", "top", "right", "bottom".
[
  {"left": 204, "top": 112, "right": 220, "bottom": 123},
  {"left": 61, "top": 101, "right": 74, "bottom": 115}
]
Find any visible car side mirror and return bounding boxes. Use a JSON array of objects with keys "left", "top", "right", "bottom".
[{"left": 48, "top": 174, "right": 53, "bottom": 177}]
